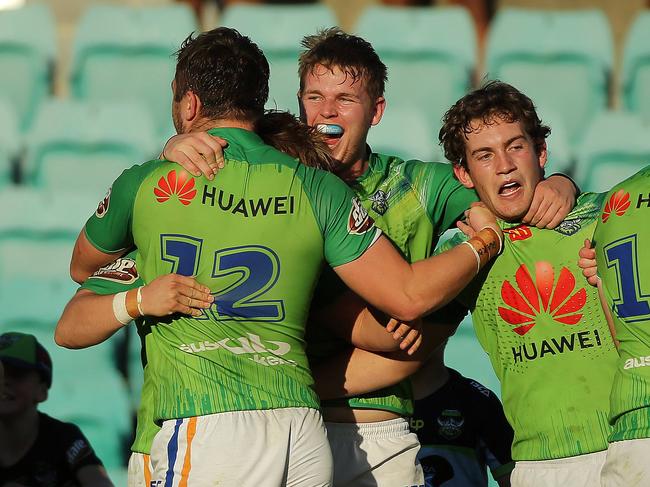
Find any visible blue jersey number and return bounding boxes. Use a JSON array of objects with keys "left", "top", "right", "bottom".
[
  {"left": 604, "top": 235, "right": 650, "bottom": 323},
  {"left": 160, "top": 235, "right": 285, "bottom": 321}
]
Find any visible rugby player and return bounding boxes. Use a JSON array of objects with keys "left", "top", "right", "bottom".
[
  {"left": 578, "top": 166, "right": 650, "bottom": 486},
  {"left": 426, "top": 81, "right": 618, "bottom": 486},
  {"left": 68, "top": 27, "right": 502, "bottom": 486},
  {"left": 166, "top": 28, "right": 577, "bottom": 486}
]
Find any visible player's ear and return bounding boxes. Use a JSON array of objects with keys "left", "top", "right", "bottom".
[
  {"left": 453, "top": 162, "right": 475, "bottom": 189},
  {"left": 371, "top": 97, "right": 386, "bottom": 127},
  {"left": 537, "top": 140, "right": 548, "bottom": 169},
  {"left": 186, "top": 90, "right": 201, "bottom": 122}
]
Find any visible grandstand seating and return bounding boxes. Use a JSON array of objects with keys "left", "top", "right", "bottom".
[
  {"left": 574, "top": 110, "right": 650, "bottom": 193},
  {"left": 25, "top": 99, "right": 159, "bottom": 199},
  {"left": 70, "top": 4, "right": 197, "bottom": 138},
  {"left": 367, "top": 104, "right": 445, "bottom": 162},
  {"left": 0, "top": 4, "right": 56, "bottom": 133},
  {"left": 622, "top": 11, "right": 650, "bottom": 125},
  {"left": 220, "top": 4, "right": 338, "bottom": 114},
  {"left": 356, "top": 6, "right": 476, "bottom": 136},
  {"left": 486, "top": 8, "right": 613, "bottom": 150}
]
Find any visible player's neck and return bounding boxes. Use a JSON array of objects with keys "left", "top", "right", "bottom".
[{"left": 190, "top": 118, "right": 255, "bottom": 133}]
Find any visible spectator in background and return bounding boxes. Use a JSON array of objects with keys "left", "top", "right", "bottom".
[
  {"left": 0, "top": 332, "right": 114, "bottom": 487},
  {"left": 410, "top": 341, "right": 514, "bottom": 487}
]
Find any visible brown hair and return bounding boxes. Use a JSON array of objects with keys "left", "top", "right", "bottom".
[
  {"left": 174, "top": 27, "right": 269, "bottom": 122},
  {"left": 439, "top": 80, "right": 550, "bottom": 168},
  {"left": 255, "top": 111, "right": 335, "bottom": 171},
  {"left": 298, "top": 27, "right": 387, "bottom": 101}
]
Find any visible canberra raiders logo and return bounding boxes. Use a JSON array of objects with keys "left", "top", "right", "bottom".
[
  {"left": 370, "top": 190, "right": 390, "bottom": 215},
  {"left": 437, "top": 409, "right": 464, "bottom": 440}
]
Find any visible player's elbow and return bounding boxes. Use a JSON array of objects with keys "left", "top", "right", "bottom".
[
  {"left": 54, "top": 326, "right": 77, "bottom": 349},
  {"left": 388, "top": 296, "right": 441, "bottom": 323},
  {"left": 70, "top": 259, "right": 88, "bottom": 284}
]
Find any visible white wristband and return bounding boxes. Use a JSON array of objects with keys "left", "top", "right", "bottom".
[
  {"left": 112, "top": 291, "right": 133, "bottom": 325},
  {"left": 136, "top": 286, "right": 144, "bottom": 316},
  {"left": 461, "top": 240, "right": 481, "bottom": 275}
]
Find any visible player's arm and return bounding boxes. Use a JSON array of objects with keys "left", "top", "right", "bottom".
[
  {"left": 313, "top": 321, "right": 456, "bottom": 399},
  {"left": 161, "top": 132, "right": 227, "bottom": 179},
  {"left": 55, "top": 274, "right": 212, "bottom": 349},
  {"left": 70, "top": 231, "right": 124, "bottom": 284},
  {"left": 333, "top": 204, "right": 500, "bottom": 322},
  {"left": 75, "top": 465, "right": 115, "bottom": 487}
]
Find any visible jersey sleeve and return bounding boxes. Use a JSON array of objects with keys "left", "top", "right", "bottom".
[
  {"left": 302, "top": 168, "right": 381, "bottom": 268},
  {"left": 84, "top": 162, "right": 154, "bottom": 253},
  {"left": 470, "top": 381, "right": 515, "bottom": 479},
  {"left": 406, "top": 161, "right": 478, "bottom": 234},
  {"left": 79, "top": 251, "right": 144, "bottom": 295}
]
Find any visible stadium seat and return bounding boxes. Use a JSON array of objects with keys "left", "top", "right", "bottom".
[
  {"left": 25, "top": 99, "right": 158, "bottom": 200},
  {"left": 0, "top": 4, "right": 56, "bottom": 132},
  {"left": 367, "top": 104, "right": 445, "bottom": 162},
  {"left": 70, "top": 4, "right": 197, "bottom": 138},
  {"left": 486, "top": 8, "right": 613, "bottom": 149},
  {"left": 622, "top": 11, "right": 650, "bottom": 124},
  {"left": 356, "top": 6, "right": 477, "bottom": 136},
  {"left": 536, "top": 108, "right": 573, "bottom": 175},
  {"left": 220, "top": 4, "right": 338, "bottom": 114},
  {"left": 574, "top": 110, "right": 650, "bottom": 193}
]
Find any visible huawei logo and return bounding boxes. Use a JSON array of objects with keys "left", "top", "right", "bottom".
[
  {"left": 498, "top": 262, "right": 586, "bottom": 335},
  {"left": 154, "top": 170, "right": 197, "bottom": 206},
  {"left": 602, "top": 190, "right": 630, "bottom": 223}
]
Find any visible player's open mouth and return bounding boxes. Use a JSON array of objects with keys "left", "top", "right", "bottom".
[
  {"left": 499, "top": 180, "right": 521, "bottom": 197},
  {"left": 315, "top": 124, "right": 344, "bottom": 146}
]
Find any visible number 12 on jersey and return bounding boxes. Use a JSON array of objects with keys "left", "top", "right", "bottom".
[
  {"left": 604, "top": 234, "right": 650, "bottom": 323},
  {"left": 161, "top": 234, "right": 285, "bottom": 322}
]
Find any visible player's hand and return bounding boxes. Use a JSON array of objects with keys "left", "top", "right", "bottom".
[
  {"left": 458, "top": 202, "right": 501, "bottom": 239},
  {"left": 385, "top": 318, "right": 423, "bottom": 355},
  {"left": 140, "top": 274, "right": 213, "bottom": 317},
  {"left": 162, "top": 132, "right": 228, "bottom": 180},
  {"left": 524, "top": 174, "right": 576, "bottom": 229},
  {"left": 578, "top": 239, "right": 600, "bottom": 287}
]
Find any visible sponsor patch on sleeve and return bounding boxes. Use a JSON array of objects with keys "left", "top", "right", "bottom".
[
  {"left": 89, "top": 257, "right": 138, "bottom": 284},
  {"left": 95, "top": 187, "right": 112, "bottom": 218},
  {"left": 348, "top": 197, "right": 375, "bottom": 235}
]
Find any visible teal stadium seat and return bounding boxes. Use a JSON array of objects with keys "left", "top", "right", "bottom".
[
  {"left": 0, "top": 4, "right": 56, "bottom": 132},
  {"left": 536, "top": 108, "right": 573, "bottom": 175},
  {"left": 574, "top": 111, "right": 650, "bottom": 193},
  {"left": 70, "top": 4, "right": 197, "bottom": 138},
  {"left": 0, "top": 99, "right": 20, "bottom": 187},
  {"left": 367, "top": 105, "right": 445, "bottom": 162},
  {"left": 486, "top": 9, "right": 613, "bottom": 150},
  {"left": 25, "top": 99, "right": 158, "bottom": 200},
  {"left": 622, "top": 11, "right": 650, "bottom": 124},
  {"left": 220, "top": 4, "right": 338, "bottom": 114},
  {"left": 356, "top": 6, "right": 477, "bottom": 137}
]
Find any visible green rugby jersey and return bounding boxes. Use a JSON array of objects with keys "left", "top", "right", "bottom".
[
  {"left": 594, "top": 166, "right": 650, "bottom": 442},
  {"left": 438, "top": 193, "right": 617, "bottom": 461},
  {"left": 79, "top": 252, "right": 157, "bottom": 455},
  {"left": 313, "top": 153, "right": 477, "bottom": 415},
  {"left": 84, "top": 128, "right": 380, "bottom": 422}
]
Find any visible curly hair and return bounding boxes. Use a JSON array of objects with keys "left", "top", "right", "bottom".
[
  {"left": 298, "top": 27, "right": 387, "bottom": 101},
  {"left": 174, "top": 27, "right": 269, "bottom": 122},
  {"left": 439, "top": 81, "right": 550, "bottom": 168}
]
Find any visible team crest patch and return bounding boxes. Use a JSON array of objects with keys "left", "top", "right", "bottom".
[
  {"left": 89, "top": 257, "right": 138, "bottom": 284},
  {"left": 95, "top": 187, "right": 111, "bottom": 218},
  {"left": 370, "top": 190, "right": 390, "bottom": 215},
  {"left": 437, "top": 409, "right": 464, "bottom": 440},
  {"left": 348, "top": 197, "right": 375, "bottom": 234},
  {"left": 554, "top": 219, "right": 582, "bottom": 236}
]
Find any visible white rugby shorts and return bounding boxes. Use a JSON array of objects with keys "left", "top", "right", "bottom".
[
  {"left": 127, "top": 452, "right": 152, "bottom": 487},
  {"left": 511, "top": 450, "right": 606, "bottom": 487},
  {"left": 326, "top": 417, "right": 424, "bottom": 487},
  {"left": 150, "top": 407, "right": 332, "bottom": 487},
  {"left": 601, "top": 437, "right": 650, "bottom": 487}
]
